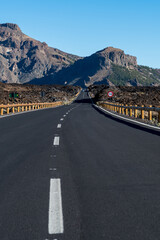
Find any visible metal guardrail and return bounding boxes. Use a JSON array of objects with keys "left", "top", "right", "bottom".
[
  {"left": 98, "top": 101, "right": 160, "bottom": 123},
  {"left": 0, "top": 102, "right": 63, "bottom": 116}
]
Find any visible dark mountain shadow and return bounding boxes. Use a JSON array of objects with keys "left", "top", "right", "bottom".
[
  {"left": 25, "top": 75, "right": 53, "bottom": 85},
  {"left": 27, "top": 54, "right": 104, "bottom": 88}
]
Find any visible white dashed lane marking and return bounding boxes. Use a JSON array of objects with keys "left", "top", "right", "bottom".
[
  {"left": 63, "top": 115, "right": 66, "bottom": 117},
  {"left": 49, "top": 168, "right": 57, "bottom": 171},
  {"left": 48, "top": 178, "right": 64, "bottom": 234},
  {"left": 57, "top": 124, "right": 61, "bottom": 128},
  {"left": 53, "top": 136, "right": 60, "bottom": 146},
  {"left": 60, "top": 118, "right": 64, "bottom": 121}
]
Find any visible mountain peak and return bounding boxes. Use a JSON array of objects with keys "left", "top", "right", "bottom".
[
  {"left": 95, "top": 46, "right": 137, "bottom": 68},
  {"left": 103, "top": 47, "right": 123, "bottom": 52},
  {"left": 97, "top": 47, "right": 124, "bottom": 54},
  {"left": 0, "top": 23, "right": 21, "bottom": 32}
]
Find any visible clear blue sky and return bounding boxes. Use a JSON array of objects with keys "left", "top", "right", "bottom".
[{"left": 1, "top": 0, "right": 160, "bottom": 68}]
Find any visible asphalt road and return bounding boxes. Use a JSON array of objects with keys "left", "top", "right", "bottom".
[{"left": 0, "top": 91, "right": 160, "bottom": 240}]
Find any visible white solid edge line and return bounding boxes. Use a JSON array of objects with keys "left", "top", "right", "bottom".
[
  {"left": 53, "top": 136, "right": 60, "bottom": 145},
  {"left": 95, "top": 104, "right": 160, "bottom": 131},
  {"left": 48, "top": 178, "right": 64, "bottom": 234},
  {"left": 57, "top": 124, "right": 61, "bottom": 128}
]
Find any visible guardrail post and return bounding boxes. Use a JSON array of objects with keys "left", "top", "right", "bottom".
[
  {"left": 125, "top": 105, "right": 128, "bottom": 115},
  {"left": 134, "top": 105, "right": 137, "bottom": 118},
  {"left": 122, "top": 105, "right": 124, "bottom": 115},
  {"left": 115, "top": 104, "right": 117, "bottom": 112},
  {"left": 17, "top": 106, "right": 20, "bottom": 112},
  {"left": 119, "top": 104, "right": 121, "bottom": 114},
  {"left": 22, "top": 106, "right": 24, "bottom": 112},
  {"left": 0, "top": 107, "right": 3, "bottom": 116},
  {"left": 129, "top": 106, "right": 132, "bottom": 117},
  {"left": 12, "top": 106, "right": 15, "bottom": 114},
  {"left": 116, "top": 104, "right": 118, "bottom": 113},
  {"left": 141, "top": 105, "right": 144, "bottom": 120},
  {"left": 7, "top": 106, "right": 9, "bottom": 114},
  {"left": 117, "top": 103, "right": 119, "bottom": 112},
  {"left": 25, "top": 106, "right": 28, "bottom": 111},
  {"left": 148, "top": 105, "right": 152, "bottom": 121},
  {"left": 117, "top": 104, "right": 119, "bottom": 112}
]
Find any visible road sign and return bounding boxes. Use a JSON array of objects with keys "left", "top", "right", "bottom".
[
  {"left": 41, "top": 91, "right": 45, "bottom": 97},
  {"left": 9, "top": 92, "right": 19, "bottom": 98},
  {"left": 107, "top": 91, "right": 114, "bottom": 97}
]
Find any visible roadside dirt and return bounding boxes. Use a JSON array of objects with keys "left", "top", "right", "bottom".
[
  {"left": 0, "top": 83, "right": 81, "bottom": 104},
  {"left": 88, "top": 85, "right": 160, "bottom": 107}
]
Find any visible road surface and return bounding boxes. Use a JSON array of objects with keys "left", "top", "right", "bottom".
[{"left": 0, "top": 91, "right": 160, "bottom": 240}]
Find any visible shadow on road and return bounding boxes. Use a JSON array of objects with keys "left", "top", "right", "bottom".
[
  {"left": 93, "top": 105, "right": 160, "bottom": 136},
  {"left": 75, "top": 98, "right": 92, "bottom": 104}
]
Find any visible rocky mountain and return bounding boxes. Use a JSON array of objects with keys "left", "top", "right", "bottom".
[
  {"left": 29, "top": 46, "right": 160, "bottom": 87},
  {"left": 0, "top": 23, "right": 81, "bottom": 84},
  {"left": 0, "top": 23, "right": 160, "bottom": 87}
]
